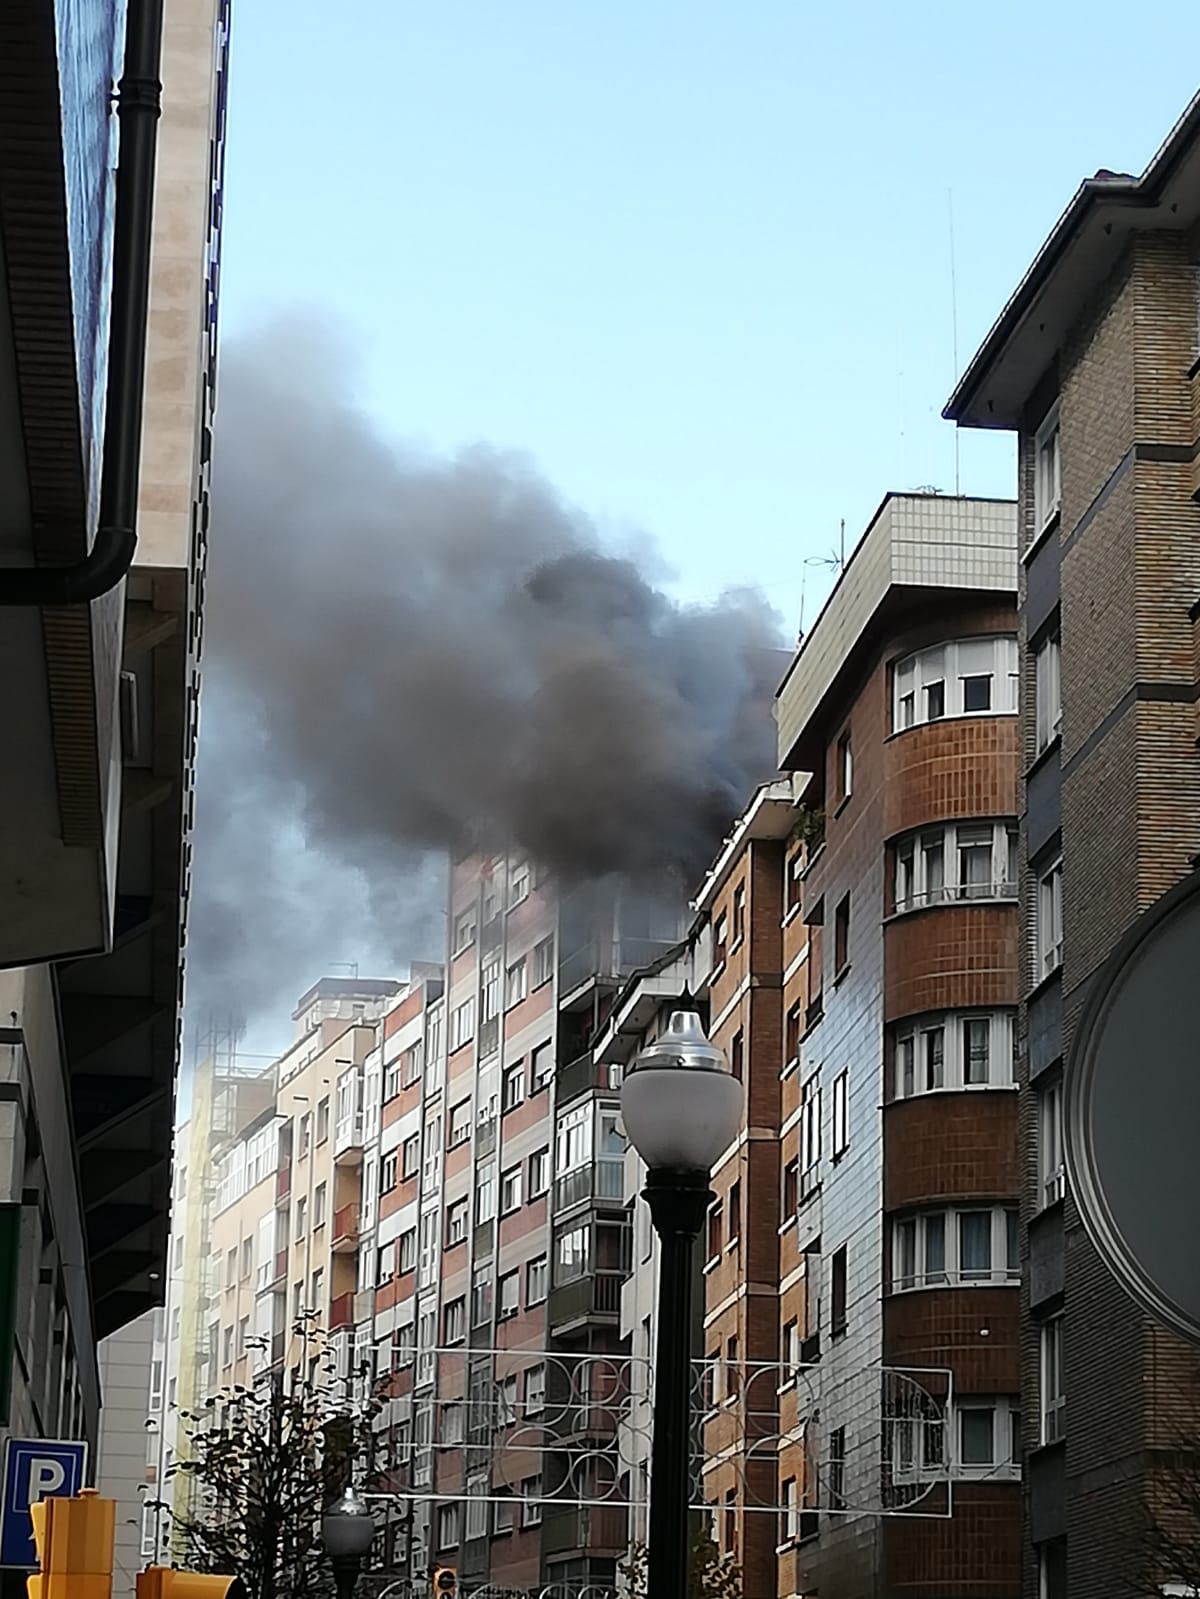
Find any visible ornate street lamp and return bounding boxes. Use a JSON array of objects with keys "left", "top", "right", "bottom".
[
  {"left": 322, "top": 1487, "right": 376, "bottom": 1599},
  {"left": 620, "top": 1010, "right": 744, "bottom": 1599}
]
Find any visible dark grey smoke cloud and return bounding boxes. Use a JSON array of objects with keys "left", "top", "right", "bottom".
[{"left": 187, "top": 320, "right": 784, "bottom": 1043}]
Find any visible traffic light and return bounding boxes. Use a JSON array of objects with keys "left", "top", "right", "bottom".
[
  {"left": 433, "top": 1565, "right": 457, "bottom": 1599},
  {"left": 27, "top": 1490, "right": 115, "bottom": 1599},
  {"left": 136, "top": 1572, "right": 247, "bottom": 1598}
]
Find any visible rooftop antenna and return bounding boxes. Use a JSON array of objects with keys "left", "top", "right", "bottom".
[
  {"left": 798, "top": 539, "right": 846, "bottom": 639},
  {"left": 948, "top": 187, "right": 961, "bottom": 497}
]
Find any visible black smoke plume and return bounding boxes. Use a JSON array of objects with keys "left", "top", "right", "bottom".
[{"left": 187, "top": 321, "right": 785, "bottom": 1044}]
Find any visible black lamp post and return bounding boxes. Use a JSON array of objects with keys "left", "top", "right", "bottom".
[
  {"left": 322, "top": 1487, "right": 376, "bottom": 1599},
  {"left": 620, "top": 1010, "right": 744, "bottom": 1599}
]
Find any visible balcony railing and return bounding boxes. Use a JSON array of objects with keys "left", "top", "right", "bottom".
[
  {"left": 276, "top": 1165, "right": 291, "bottom": 1202},
  {"left": 547, "top": 1270, "right": 623, "bottom": 1328},
  {"left": 329, "top": 1291, "right": 355, "bottom": 1330},
  {"left": 553, "top": 1160, "right": 625, "bottom": 1214},
  {"left": 556, "top": 1053, "right": 621, "bottom": 1105}
]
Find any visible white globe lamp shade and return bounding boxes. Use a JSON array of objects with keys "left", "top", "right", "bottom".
[
  {"left": 323, "top": 1488, "right": 376, "bottom": 1558},
  {"left": 620, "top": 1010, "right": 743, "bottom": 1174}
]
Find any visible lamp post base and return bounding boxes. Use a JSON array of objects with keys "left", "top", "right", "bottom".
[
  {"left": 644, "top": 1166, "right": 713, "bottom": 1599},
  {"left": 331, "top": 1555, "right": 362, "bottom": 1599}
]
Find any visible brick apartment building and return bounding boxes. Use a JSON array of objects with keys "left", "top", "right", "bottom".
[
  {"left": 772, "top": 493, "right": 1022, "bottom": 1599},
  {"left": 946, "top": 90, "right": 1200, "bottom": 1599}
]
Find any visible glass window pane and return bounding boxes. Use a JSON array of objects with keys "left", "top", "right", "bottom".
[
  {"left": 922, "top": 838, "right": 944, "bottom": 899},
  {"left": 925, "top": 680, "right": 945, "bottom": 720},
  {"left": 897, "top": 1036, "right": 914, "bottom": 1098},
  {"left": 923, "top": 1214, "right": 946, "bottom": 1283},
  {"left": 958, "top": 1212, "right": 992, "bottom": 1277},
  {"left": 964, "top": 1019, "right": 990, "bottom": 1084},
  {"left": 924, "top": 1027, "right": 945, "bottom": 1091},
  {"left": 896, "top": 1219, "right": 916, "bottom": 1288},
  {"left": 959, "top": 1407, "right": 994, "bottom": 1466},
  {"left": 962, "top": 675, "right": 992, "bottom": 712},
  {"left": 1006, "top": 1209, "right": 1019, "bottom": 1273}
]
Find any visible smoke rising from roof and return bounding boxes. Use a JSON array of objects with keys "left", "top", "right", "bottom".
[{"left": 187, "top": 321, "right": 785, "bottom": 1042}]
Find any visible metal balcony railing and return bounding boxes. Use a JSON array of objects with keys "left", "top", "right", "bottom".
[
  {"left": 553, "top": 1160, "right": 625, "bottom": 1214},
  {"left": 332, "top": 1203, "right": 359, "bottom": 1250},
  {"left": 329, "top": 1291, "right": 354, "bottom": 1330}
]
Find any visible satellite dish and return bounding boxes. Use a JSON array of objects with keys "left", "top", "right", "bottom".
[{"left": 1066, "top": 868, "right": 1200, "bottom": 1343}]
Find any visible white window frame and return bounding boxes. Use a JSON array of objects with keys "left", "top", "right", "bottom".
[
  {"left": 437, "top": 1503, "right": 460, "bottom": 1549},
  {"left": 497, "top": 1269, "right": 520, "bottom": 1320},
  {"left": 1037, "top": 859, "right": 1063, "bottom": 979},
  {"left": 448, "top": 1098, "right": 471, "bottom": 1148},
  {"left": 837, "top": 730, "right": 853, "bottom": 802},
  {"left": 799, "top": 1074, "right": 821, "bottom": 1193},
  {"left": 1040, "top": 1317, "right": 1064, "bottom": 1445},
  {"left": 1035, "top": 635, "right": 1062, "bottom": 754},
  {"left": 524, "top": 1362, "right": 546, "bottom": 1413},
  {"left": 526, "top": 1255, "right": 548, "bottom": 1305},
  {"left": 528, "top": 1147, "right": 549, "bottom": 1197},
  {"left": 893, "top": 637, "right": 1019, "bottom": 732},
  {"left": 508, "top": 857, "right": 531, "bottom": 906},
  {"left": 532, "top": 936, "right": 554, "bottom": 988},
  {"left": 443, "top": 1298, "right": 466, "bottom": 1345},
  {"left": 1039, "top": 1078, "right": 1065, "bottom": 1208},
  {"left": 481, "top": 957, "right": 501, "bottom": 1024},
  {"left": 891, "top": 1397, "right": 1019, "bottom": 1484},
  {"left": 450, "top": 998, "right": 475, "bottom": 1052},
  {"left": 891, "top": 1206, "right": 1019, "bottom": 1291},
  {"left": 502, "top": 1061, "right": 525, "bottom": 1111},
  {"left": 832, "top": 1070, "right": 849, "bottom": 1158},
  {"left": 505, "top": 957, "right": 528, "bottom": 1009},
  {"left": 452, "top": 907, "right": 477, "bottom": 955},
  {"left": 500, "top": 1165, "right": 522, "bottom": 1214},
  {"left": 893, "top": 821, "right": 1017, "bottom": 913},
  {"left": 522, "top": 1477, "right": 542, "bottom": 1527},
  {"left": 893, "top": 1011, "right": 1015, "bottom": 1098},
  {"left": 1034, "top": 404, "right": 1061, "bottom": 535},
  {"left": 446, "top": 1199, "right": 468, "bottom": 1246}
]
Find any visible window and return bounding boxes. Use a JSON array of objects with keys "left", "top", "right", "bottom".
[
  {"left": 723, "top": 1490, "right": 737, "bottom": 1554},
  {"left": 729, "top": 1029, "right": 744, "bottom": 1083},
  {"left": 532, "top": 935, "right": 554, "bottom": 988},
  {"left": 892, "top": 1011, "right": 1015, "bottom": 1096},
  {"left": 706, "top": 1201, "right": 723, "bottom": 1262},
  {"left": 528, "top": 1147, "right": 549, "bottom": 1196},
  {"left": 476, "top": 1170, "right": 496, "bottom": 1224},
  {"left": 956, "top": 1397, "right": 1021, "bottom": 1476},
  {"left": 782, "top": 1159, "right": 799, "bottom": 1218},
  {"left": 437, "top": 1503, "right": 460, "bottom": 1548},
  {"left": 502, "top": 1062, "right": 524, "bottom": 1111},
  {"left": 383, "top": 1058, "right": 401, "bottom": 1101},
  {"left": 237, "top": 1316, "right": 250, "bottom": 1358},
  {"left": 732, "top": 884, "right": 746, "bottom": 947},
  {"left": 522, "top": 1478, "right": 542, "bottom": 1527},
  {"left": 313, "top": 1183, "right": 327, "bottom": 1229},
  {"left": 447, "top": 1199, "right": 468, "bottom": 1246},
  {"left": 376, "top": 1242, "right": 396, "bottom": 1285},
  {"left": 800, "top": 1075, "right": 821, "bottom": 1191},
  {"left": 713, "top": 913, "right": 729, "bottom": 971},
  {"left": 493, "top": 1496, "right": 515, "bottom": 1536},
  {"left": 472, "top": 1263, "right": 493, "bottom": 1326},
  {"left": 402, "top": 1134, "right": 420, "bottom": 1178},
  {"left": 556, "top": 1102, "right": 590, "bottom": 1174},
  {"left": 316, "top": 1096, "right": 330, "bottom": 1143},
  {"left": 293, "top": 1197, "right": 307, "bottom": 1242},
  {"left": 381, "top": 1152, "right": 399, "bottom": 1193},
  {"left": 526, "top": 1255, "right": 547, "bottom": 1305},
  {"left": 1035, "top": 635, "right": 1062, "bottom": 753},
  {"left": 836, "top": 731, "right": 853, "bottom": 803},
  {"left": 781, "top": 1475, "right": 798, "bottom": 1542},
  {"left": 785, "top": 1002, "right": 801, "bottom": 1067},
  {"left": 427, "top": 1004, "right": 444, "bottom": 1068},
  {"left": 892, "top": 1207, "right": 1019, "bottom": 1291},
  {"left": 1037, "top": 860, "right": 1063, "bottom": 978},
  {"left": 525, "top": 1362, "right": 546, "bottom": 1412},
  {"left": 448, "top": 1099, "right": 471, "bottom": 1147},
  {"left": 500, "top": 1166, "right": 522, "bottom": 1214},
  {"left": 831, "top": 1245, "right": 847, "bottom": 1335},
  {"left": 298, "top": 1112, "right": 312, "bottom": 1159},
  {"left": 506, "top": 958, "right": 527, "bottom": 1009},
  {"left": 1040, "top": 1318, "right": 1064, "bottom": 1444},
  {"left": 1035, "top": 404, "right": 1061, "bottom": 534},
  {"left": 554, "top": 1224, "right": 589, "bottom": 1284},
  {"left": 450, "top": 998, "right": 475, "bottom": 1052},
  {"left": 893, "top": 638, "right": 1019, "bottom": 730},
  {"left": 443, "top": 1298, "right": 466, "bottom": 1345},
  {"left": 530, "top": 1041, "right": 554, "bottom": 1091},
  {"left": 509, "top": 857, "right": 531, "bottom": 906},
  {"left": 225, "top": 1247, "right": 237, "bottom": 1288},
  {"left": 402, "top": 1040, "right": 424, "bottom": 1087},
  {"left": 834, "top": 894, "right": 850, "bottom": 974},
  {"left": 893, "top": 821, "right": 1016, "bottom": 912},
  {"left": 498, "top": 1270, "right": 520, "bottom": 1320},
  {"left": 453, "top": 907, "right": 477, "bottom": 954},
  {"left": 399, "top": 1228, "right": 417, "bottom": 1272},
  {"left": 828, "top": 1426, "right": 846, "bottom": 1507},
  {"left": 727, "top": 1180, "right": 741, "bottom": 1246},
  {"left": 1039, "top": 1079, "right": 1065, "bottom": 1208},
  {"left": 786, "top": 849, "right": 803, "bottom": 917},
  {"left": 309, "top": 1267, "right": 323, "bottom": 1308},
  {"left": 832, "top": 1070, "right": 849, "bottom": 1157},
  {"left": 222, "top": 1326, "right": 234, "bottom": 1368},
  {"left": 440, "top": 1399, "right": 463, "bottom": 1442}
]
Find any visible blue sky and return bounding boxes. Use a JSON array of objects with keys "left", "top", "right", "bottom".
[
  {"left": 219, "top": 3, "right": 1197, "bottom": 632},
  {"left": 188, "top": 5, "right": 1198, "bottom": 1070}
]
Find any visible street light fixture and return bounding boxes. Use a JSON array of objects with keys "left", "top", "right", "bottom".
[
  {"left": 620, "top": 1009, "right": 744, "bottom": 1599},
  {"left": 322, "top": 1488, "right": 376, "bottom": 1599}
]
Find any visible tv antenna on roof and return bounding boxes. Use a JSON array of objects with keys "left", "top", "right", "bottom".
[{"left": 797, "top": 521, "right": 847, "bottom": 641}]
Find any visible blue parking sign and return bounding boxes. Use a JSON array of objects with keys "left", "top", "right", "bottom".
[{"left": 0, "top": 1438, "right": 88, "bottom": 1568}]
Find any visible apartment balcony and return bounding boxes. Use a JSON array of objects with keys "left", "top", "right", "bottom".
[
  {"left": 330, "top": 1291, "right": 355, "bottom": 1331},
  {"left": 276, "top": 1165, "right": 292, "bottom": 1203},
  {"left": 547, "top": 1271, "right": 623, "bottom": 1331},
  {"left": 332, "top": 1203, "right": 360, "bottom": 1253},
  {"left": 333, "top": 1110, "right": 364, "bottom": 1165},
  {"left": 557, "top": 1053, "right": 622, "bottom": 1106},
  {"left": 541, "top": 1503, "right": 626, "bottom": 1557},
  {"left": 554, "top": 1160, "right": 625, "bottom": 1215}
]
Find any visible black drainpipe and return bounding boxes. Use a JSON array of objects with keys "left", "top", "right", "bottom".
[{"left": 0, "top": 0, "right": 164, "bottom": 606}]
